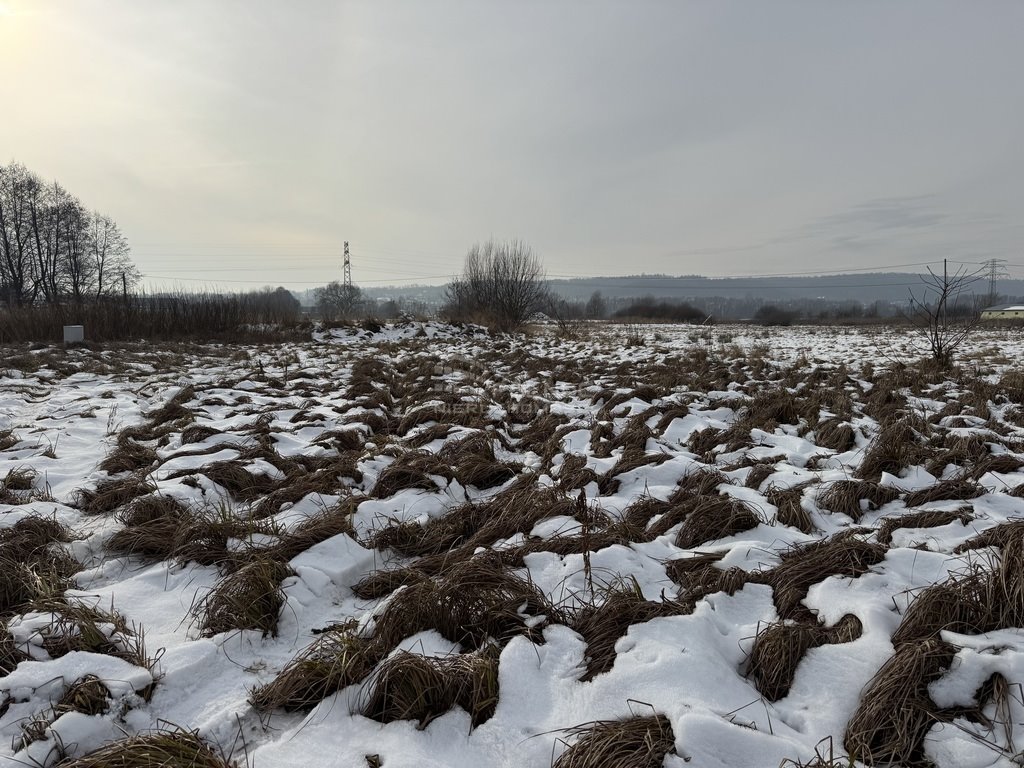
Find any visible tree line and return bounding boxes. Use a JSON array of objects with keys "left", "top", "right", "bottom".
[{"left": 0, "top": 161, "right": 138, "bottom": 306}]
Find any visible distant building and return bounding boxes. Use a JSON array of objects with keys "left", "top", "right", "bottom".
[{"left": 981, "top": 304, "right": 1024, "bottom": 321}]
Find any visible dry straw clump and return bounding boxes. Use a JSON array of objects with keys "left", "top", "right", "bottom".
[
  {"left": 875, "top": 507, "right": 973, "bottom": 546},
  {"left": 98, "top": 433, "right": 158, "bottom": 474},
  {"left": 747, "top": 614, "right": 862, "bottom": 701},
  {"left": 902, "top": 479, "right": 984, "bottom": 507},
  {"left": 843, "top": 638, "right": 956, "bottom": 766},
  {"left": 54, "top": 725, "right": 235, "bottom": 768},
  {"left": 108, "top": 496, "right": 244, "bottom": 568},
  {"left": 250, "top": 622, "right": 375, "bottom": 713},
  {"left": 193, "top": 558, "right": 293, "bottom": 637},
  {"left": 18, "top": 674, "right": 111, "bottom": 751},
  {"left": 0, "top": 516, "right": 78, "bottom": 616},
  {"left": 765, "top": 483, "right": 817, "bottom": 534},
  {"left": 673, "top": 495, "right": 760, "bottom": 549},
  {"left": 256, "top": 555, "right": 557, "bottom": 714},
  {"left": 554, "top": 713, "right": 676, "bottom": 768},
  {"left": 763, "top": 532, "right": 886, "bottom": 620},
  {"left": 35, "top": 599, "right": 154, "bottom": 672},
  {"left": 855, "top": 419, "right": 933, "bottom": 481},
  {"left": 77, "top": 476, "right": 157, "bottom": 515},
  {"left": 814, "top": 418, "right": 857, "bottom": 452},
  {"left": 816, "top": 480, "right": 900, "bottom": 521},
  {"left": 371, "top": 450, "right": 452, "bottom": 498},
  {"left": 570, "top": 579, "right": 687, "bottom": 681},
  {"left": 360, "top": 646, "right": 500, "bottom": 728}
]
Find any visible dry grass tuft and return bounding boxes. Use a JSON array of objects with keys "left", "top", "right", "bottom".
[
  {"left": 664, "top": 552, "right": 726, "bottom": 594},
  {"left": 198, "top": 460, "right": 278, "bottom": 502},
  {"left": 674, "top": 495, "right": 760, "bottom": 549},
  {"left": 361, "top": 646, "right": 500, "bottom": 728},
  {"left": 194, "top": 558, "right": 293, "bottom": 637},
  {"left": 765, "top": 484, "right": 817, "bottom": 534},
  {"left": 1, "top": 623, "right": 29, "bottom": 673},
  {"left": 744, "top": 462, "right": 777, "bottom": 490},
  {"left": 77, "top": 476, "right": 157, "bottom": 515},
  {"left": 953, "top": 519, "right": 1024, "bottom": 554},
  {"left": 371, "top": 554, "right": 559, "bottom": 651},
  {"left": 250, "top": 621, "right": 376, "bottom": 713},
  {"left": 557, "top": 453, "right": 601, "bottom": 491},
  {"left": 855, "top": 419, "right": 932, "bottom": 481},
  {"left": 264, "top": 501, "right": 358, "bottom": 562},
  {"left": 108, "top": 496, "right": 238, "bottom": 567},
  {"left": 570, "top": 579, "right": 687, "bottom": 681},
  {"left": 890, "top": 568, "right": 992, "bottom": 646},
  {"left": 902, "top": 479, "right": 984, "bottom": 507},
  {"left": 35, "top": 599, "right": 153, "bottom": 671},
  {"left": 816, "top": 480, "right": 900, "bottom": 521},
  {"left": 671, "top": 468, "right": 730, "bottom": 501},
  {"left": 513, "top": 412, "right": 571, "bottom": 459},
  {"left": 146, "top": 385, "right": 197, "bottom": 425},
  {"left": 98, "top": 436, "right": 158, "bottom": 474},
  {"left": 372, "top": 450, "right": 452, "bottom": 498},
  {"left": 369, "top": 482, "right": 577, "bottom": 562},
  {"left": 814, "top": 419, "right": 857, "bottom": 452},
  {"left": 619, "top": 495, "right": 673, "bottom": 534},
  {"left": 747, "top": 614, "right": 862, "bottom": 701},
  {"left": 1, "top": 517, "right": 79, "bottom": 616},
  {"left": 843, "top": 638, "right": 956, "bottom": 766},
  {"left": 54, "top": 725, "right": 235, "bottom": 768},
  {"left": 440, "top": 432, "right": 520, "bottom": 489},
  {"left": 764, "top": 532, "right": 886, "bottom": 620},
  {"left": 554, "top": 713, "right": 676, "bottom": 768},
  {"left": 351, "top": 566, "right": 429, "bottom": 600},
  {"left": 876, "top": 508, "right": 973, "bottom": 546},
  {"left": 19, "top": 675, "right": 112, "bottom": 750}
]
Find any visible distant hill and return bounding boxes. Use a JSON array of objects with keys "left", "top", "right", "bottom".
[{"left": 359, "top": 272, "right": 1024, "bottom": 307}]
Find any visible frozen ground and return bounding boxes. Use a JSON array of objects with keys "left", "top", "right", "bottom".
[{"left": 1, "top": 322, "right": 1023, "bottom": 767}]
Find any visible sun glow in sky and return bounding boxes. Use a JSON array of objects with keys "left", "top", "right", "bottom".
[{"left": 1, "top": 1, "right": 1022, "bottom": 291}]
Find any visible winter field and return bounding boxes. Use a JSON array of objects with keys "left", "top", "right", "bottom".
[{"left": 2, "top": 322, "right": 1024, "bottom": 768}]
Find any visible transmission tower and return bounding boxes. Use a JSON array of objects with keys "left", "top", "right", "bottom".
[
  {"left": 343, "top": 241, "right": 352, "bottom": 289},
  {"left": 984, "top": 258, "right": 1009, "bottom": 307}
]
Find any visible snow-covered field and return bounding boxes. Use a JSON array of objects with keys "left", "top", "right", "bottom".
[{"left": 2, "top": 322, "right": 1024, "bottom": 767}]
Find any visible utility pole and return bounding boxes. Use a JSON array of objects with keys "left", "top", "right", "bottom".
[
  {"left": 343, "top": 241, "right": 352, "bottom": 289},
  {"left": 983, "top": 258, "right": 1008, "bottom": 308}
]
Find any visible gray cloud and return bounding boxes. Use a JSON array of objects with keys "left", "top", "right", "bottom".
[{"left": 0, "top": 0, "right": 1021, "bottom": 288}]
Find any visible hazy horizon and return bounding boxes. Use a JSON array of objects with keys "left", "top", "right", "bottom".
[{"left": 2, "top": 1, "right": 1021, "bottom": 291}]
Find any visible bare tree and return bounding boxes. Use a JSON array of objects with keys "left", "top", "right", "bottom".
[
  {"left": 315, "top": 281, "right": 363, "bottom": 321},
  {"left": 445, "top": 239, "right": 548, "bottom": 332},
  {"left": 0, "top": 161, "right": 140, "bottom": 307},
  {"left": 89, "top": 212, "right": 137, "bottom": 298},
  {"left": 907, "top": 261, "right": 983, "bottom": 367},
  {"left": 0, "top": 163, "right": 38, "bottom": 305}
]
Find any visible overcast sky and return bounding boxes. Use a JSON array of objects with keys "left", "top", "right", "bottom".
[{"left": 1, "top": 1, "right": 1021, "bottom": 290}]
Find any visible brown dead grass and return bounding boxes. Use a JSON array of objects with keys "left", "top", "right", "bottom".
[
  {"left": 54, "top": 725, "right": 235, "bottom": 768},
  {"left": 816, "top": 480, "right": 900, "bottom": 521},
  {"left": 674, "top": 495, "right": 760, "bottom": 549},
  {"left": 765, "top": 483, "right": 817, "bottom": 534},
  {"left": 902, "top": 479, "right": 984, "bottom": 507},
  {"left": 360, "top": 646, "right": 500, "bottom": 728},
  {"left": 250, "top": 621, "right": 376, "bottom": 713},
  {"left": 763, "top": 532, "right": 886, "bottom": 620},
  {"left": 570, "top": 579, "right": 688, "bottom": 681},
  {"left": 844, "top": 638, "right": 956, "bottom": 766},
  {"left": 77, "top": 476, "right": 157, "bottom": 515},
  {"left": 747, "top": 614, "right": 862, "bottom": 700},
  {"left": 554, "top": 713, "right": 676, "bottom": 768},
  {"left": 876, "top": 508, "right": 973, "bottom": 546},
  {"left": 855, "top": 419, "right": 933, "bottom": 481},
  {"left": 194, "top": 558, "right": 293, "bottom": 637}
]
